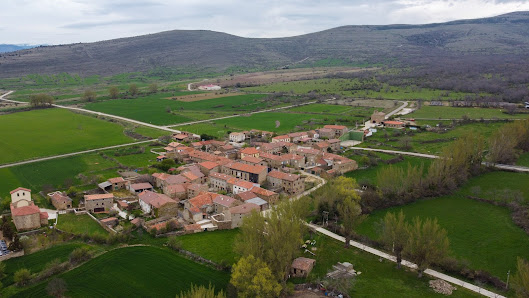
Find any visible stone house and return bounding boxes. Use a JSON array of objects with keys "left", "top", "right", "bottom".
[
  {"left": 232, "top": 180, "right": 259, "bottom": 194},
  {"left": 240, "top": 147, "right": 260, "bottom": 159},
  {"left": 186, "top": 183, "right": 209, "bottom": 198},
  {"left": 258, "top": 152, "right": 283, "bottom": 169},
  {"left": 272, "top": 135, "right": 291, "bottom": 143},
  {"left": 323, "top": 125, "right": 348, "bottom": 138},
  {"left": 227, "top": 203, "right": 260, "bottom": 228},
  {"left": 48, "top": 192, "right": 72, "bottom": 210},
  {"left": 198, "top": 161, "right": 220, "bottom": 176},
  {"left": 222, "top": 162, "right": 267, "bottom": 184},
  {"left": 108, "top": 177, "right": 127, "bottom": 191},
  {"left": 327, "top": 139, "right": 341, "bottom": 151},
  {"left": 267, "top": 170, "right": 304, "bottom": 195},
  {"left": 163, "top": 184, "right": 187, "bottom": 200},
  {"left": 213, "top": 195, "right": 237, "bottom": 213},
  {"left": 84, "top": 193, "right": 114, "bottom": 213},
  {"left": 10, "top": 188, "right": 47, "bottom": 231},
  {"left": 229, "top": 132, "right": 246, "bottom": 143},
  {"left": 128, "top": 182, "right": 154, "bottom": 194},
  {"left": 138, "top": 190, "right": 179, "bottom": 217},
  {"left": 183, "top": 192, "right": 217, "bottom": 223},
  {"left": 209, "top": 172, "right": 233, "bottom": 192},
  {"left": 371, "top": 110, "right": 386, "bottom": 124},
  {"left": 240, "top": 156, "right": 267, "bottom": 167},
  {"left": 291, "top": 257, "right": 316, "bottom": 278},
  {"left": 384, "top": 120, "right": 406, "bottom": 129}
]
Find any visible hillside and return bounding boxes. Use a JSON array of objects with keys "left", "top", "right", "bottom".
[{"left": 1, "top": 11, "right": 528, "bottom": 78}]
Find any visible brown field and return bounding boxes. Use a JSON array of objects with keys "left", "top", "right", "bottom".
[
  {"left": 165, "top": 92, "right": 245, "bottom": 102},
  {"left": 214, "top": 67, "right": 377, "bottom": 88}
]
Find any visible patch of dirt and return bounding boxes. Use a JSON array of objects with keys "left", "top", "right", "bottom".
[{"left": 429, "top": 279, "right": 456, "bottom": 295}]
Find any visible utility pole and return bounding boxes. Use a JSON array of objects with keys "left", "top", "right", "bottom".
[{"left": 506, "top": 270, "right": 510, "bottom": 290}]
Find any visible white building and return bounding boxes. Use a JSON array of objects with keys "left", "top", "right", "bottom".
[
  {"left": 229, "top": 132, "right": 246, "bottom": 143},
  {"left": 198, "top": 84, "right": 221, "bottom": 91}
]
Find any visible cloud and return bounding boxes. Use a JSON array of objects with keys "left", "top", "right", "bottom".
[{"left": 1, "top": 0, "right": 529, "bottom": 44}]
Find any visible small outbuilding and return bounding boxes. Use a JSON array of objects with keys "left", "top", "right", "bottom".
[{"left": 291, "top": 257, "right": 316, "bottom": 278}]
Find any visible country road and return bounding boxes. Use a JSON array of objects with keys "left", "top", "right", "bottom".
[
  {"left": 385, "top": 101, "right": 408, "bottom": 119},
  {"left": 0, "top": 140, "right": 157, "bottom": 169},
  {"left": 0, "top": 91, "right": 25, "bottom": 104},
  {"left": 346, "top": 147, "right": 529, "bottom": 173}
]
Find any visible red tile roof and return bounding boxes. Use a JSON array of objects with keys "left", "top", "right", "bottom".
[
  {"left": 267, "top": 170, "right": 300, "bottom": 182},
  {"left": 251, "top": 187, "right": 277, "bottom": 197},
  {"left": 138, "top": 191, "right": 176, "bottom": 208},
  {"left": 241, "top": 147, "right": 259, "bottom": 155},
  {"left": 108, "top": 177, "right": 125, "bottom": 184},
  {"left": 130, "top": 183, "right": 153, "bottom": 191},
  {"left": 291, "top": 257, "right": 316, "bottom": 271},
  {"left": 165, "top": 184, "right": 186, "bottom": 194},
  {"left": 234, "top": 180, "right": 257, "bottom": 190},
  {"left": 84, "top": 193, "right": 114, "bottom": 201},
  {"left": 241, "top": 156, "right": 263, "bottom": 164},
  {"left": 10, "top": 187, "right": 31, "bottom": 194},
  {"left": 229, "top": 202, "right": 259, "bottom": 214},
  {"left": 10, "top": 203, "right": 40, "bottom": 217},
  {"left": 199, "top": 161, "right": 219, "bottom": 170},
  {"left": 40, "top": 212, "right": 49, "bottom": 219},
  {"left": 237, "top": 191, "right": 259, "bottom": 201},
  {"left": 258, "top": 152, "right": 282, "bottom": 161},
  {"left": 209, "top": 172, "right": 234, "bottom": 181},
  {"left": 384, "top": 120, "right": 405, "bottom": 125},
  {"left": 182, "top": 171, "right": 200, "bottom": 181},
  {"left": 188, "top": 192, "right": 217, "bottom": 208},
  {"left": 296, "top": 148, "right": 320, "bottom": 155},
  {"left": 213, "top": 195, "right": 237, "bottom": 207}
]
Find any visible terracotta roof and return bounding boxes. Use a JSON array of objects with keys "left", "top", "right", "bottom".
[
  {"left": 291, "top": 257, "right": 316, "bottom": 271},
  {"left": 84, "top": 193, "right": 114, "bottom": 201},
  {"left": 108, "top": 177, "right": 125, "bottom": 184},
  {"left": 288, "top": 132, "right": 307, "bottom": 138},
  {"left": 188, "top": 192, "right": 217, "bottom": 208},
  {"left": 182, "top": 171, "right": 200, "bottom": 181},
  {"left": 213, "top": 195, "right": 237, "bottom": 207},
  {"left": 230, "top": 132, "right": 245, "bottom": 136},
  {"left": 234, "top": 180, "right": 257, "bottom": 190},
  {"left": 199, "top": 161, "right": 219, "bottom": 170},
  {"left": 168, "top": 142, "right": 181, "bottom": 148},
  {"left": 10, "top": 187, "right": 31, "bottom": 194},
  {"left": 50, "top": 193, "right": 72, "bottom": 204},
  {"left": 117, "top": 200, "right": 129, "bottom": 208},
  {"left": 258, "top": 152, "right": 282, "bottom": 161},
  {"left": 187, "top": 184, "right": 207, "bottom": 192},
  {"left": 237, "top": 191, "right": 259, "bottom": 201},
  {"left": 314, "top": 142, "right": 329, "bottom": 149},
  {"left": 384, "top": 120, "right": 405, "bottom": 125},
  {"left": 130, "top": 183, "right": 153, "bottom": 191},
  {"left": 272, "top": 135, "right": 290, "bottom": 140},
  {"left": 173, "top": 134, "right": 188, "bottom": 139},
  {"left": 318, "top": 128, "right": 333, "bottom": 133},
  {"left": 241, "top": 156, "right": 263, "bottom": 164},
  {"left": 268, "top": 170, "right": 300, "bottom": 182},
  {"left": 328, "top": 139, "right": 340, "bottom": 143},
  {"left": 296, "top": 148, "right": 320, "bottom": 155},
  {"left": 241, "top": 147, "right": 259, "bottom": 155},
  {"left": 165, "top": 175, "right": 190, "bottom": 185},
  {"left": 100, "top": 217, "right": 118, "bottom": 224},
  {"left": 165, "top": 184, "right": 186, "bottom": 194},
  {"left": 40, "top": 212, "right": 49, "bottom": 219},
  {"left": 229, "top": 202, "right": 259, "bottom": 214},
  {"left": 279, "top": 153, "right": 303, "bottom": 161},
  {"left": 226, "top": 162, "right": 266, "bottom": 175},
  {"left": 324, "top": 125, "right": 347, "bottom": 130},
  {"left": 209, "top": 172, "right": 234, "bottom": 181},
  {"left": 251, "top": 187, "right": 277, "bottom": 197},
  {"left": 184, "top": 224, "right": 202, "bottom": 231},
  {"left": 10, "top": 203, "right": 40, "bottom": 217},
  {"left": 138, "top": 191, "right": 175, "bottom": 208}
]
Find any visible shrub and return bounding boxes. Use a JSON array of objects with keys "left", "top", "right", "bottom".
[
  {"left": 46, "top": 278, "right": 68, "bottom": 298},
  {"left": 167, "top": 236, "right": 182, "bottom": 251},
  {"left": 69, "top": 247, "right": 92, "bottom": 265},
  {"left": 14, "top": 268, "right": 31, "bottom": 286}
]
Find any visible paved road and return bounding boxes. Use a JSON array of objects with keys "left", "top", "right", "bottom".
[
  {"left": 385, "top": 101, "right": 408, "bottom": 119},
  {"left": 0, "top": 140, "right": 156, "bottom": 169},
  {"left": 308, "top": 223, "right": 505, "bottom": 298},
  {"left": 347, "top": 147, "right": 529, "bottom": 173}
]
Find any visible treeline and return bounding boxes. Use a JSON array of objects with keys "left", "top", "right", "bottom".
[{"left": 487, "top": 119, "right": 529, "bottom": 164}]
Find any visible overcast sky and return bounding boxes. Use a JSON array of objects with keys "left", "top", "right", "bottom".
[{"left": 2, "top": 0, "right": 529, "bottom": 45}]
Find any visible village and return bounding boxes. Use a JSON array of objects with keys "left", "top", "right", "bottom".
[{"left": 5, "top": 122, "right": 370, "bottom": 239}]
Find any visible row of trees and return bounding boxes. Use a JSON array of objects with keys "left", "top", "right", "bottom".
[
  {"left": 29, "top": 93, "right": 54, "bottom": 107},
  {"left": 381, "top": 211, "right": 449, "bottom": 277},
  {"left": 230, "top": 200, "right": 308, "bottom": 296},
  {"left": 487, "top": 118, "right": 529, "bottom": 164},
  {"left": 81, "top": 83, "right": 160, "bottom": 102}
]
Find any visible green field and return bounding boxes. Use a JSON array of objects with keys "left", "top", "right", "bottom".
[
  {"left": 356, "top": 171, "right": 529, "bottom": 279},
  {"left": 286, "top": 103, "right": 355, "bottom": 113},
  {"left": 516, "top": 152, "right": 529, "bottom": 167},
  {"left": 178, "top": 229, "right": 239, "bottom": 265},
  {"left": 1, "top": 243, "right": 89, "bottom": 287},
  {"left": 174, "top": 123, "right": 233, "bottom": 138},
  {"left": 407, "top": 106, "right": 529, "bottom": 119},
  {"left": 84, "top": 93, "right": 269, "bottom": 125},
  {"left": 360, "top": 122, "right": 506, "bottom": 155},
  {"left": 310, "top": 234, "right": 479, "bottom": 297},
  {"left": 243, "top": 78, "right": 474, "bottom": 100},
  {"left": 0, "top": 109, "right": 134, "bottom": 164},
  {"left": 56, "top": 213, "right": 108, "bottom": 237},
  {"left": 15, "top": 246, "right": 230, "bottom": 297}
]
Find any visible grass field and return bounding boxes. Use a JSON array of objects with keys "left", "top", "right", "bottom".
[
  {"left": 360, "top": 122, "right": 506, "bottom": 155},
  {"left": 178, "top": 229, "right": 239, "bottom": 265},
  {"left": 243, "top": 79, "right": 474, "bottom": 100},
  {"left": 309, "top": 234, "right": 479, "bottom": 297},
  {"left": 356, "top": 171, "right": 529, "bottom": 279},
  {"left": 56, "top": 213, "right": 108, "bottom": 237},
  {"left": 516, "top": 152, "right": 529, "bottom": 167},
  {"left": 0, "top": 109, "right": 134, "bottom": 164},
  {"left": 0, "top": 243, "right": 89, "bottom": 287},
  {"left": 213, "top": 112, "right": 341, "bottom": 133},
  {"left": 344, "top": 154, "right": 432, "bottom": 185},
  {"left": 407, "top": 106, "right": 529, "bottom": 119},
  {"left": 173, "top": 122, "right": 232, "bottom": 139},
  {"left": 14, "top": 246, "right": 230, "bottom": 298},
  {"left": 84, "top": 93, "right": 269, "bottom": 125},
  {"left": 286, "top": 103, "right": 354, "bottom": 113}
]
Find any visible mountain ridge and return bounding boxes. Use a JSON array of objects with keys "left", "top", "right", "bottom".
[{"left": 1, "top": 11, "right": 528, "bottom": 78}]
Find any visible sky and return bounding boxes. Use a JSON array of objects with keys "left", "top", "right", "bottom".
[{"left": 2, "top": 0, "right": 529, "bottom": 45}]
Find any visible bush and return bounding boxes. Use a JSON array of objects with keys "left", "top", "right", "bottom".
[
  {"left": 69, "top": 247, "right": 92, "bottom": 265},
  {"left": 14, "top": 268, "right": 31, "bottom": 287},
  {"left": 167, "top": 236, "right": 182, "bottom": 251},
  {"left": 46, "top": 278, "right": 68, "bottom": 298}
]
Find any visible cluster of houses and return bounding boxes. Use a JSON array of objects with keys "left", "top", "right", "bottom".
[{"left": 7, "top": 124, "right": 358, "bottom": 234}]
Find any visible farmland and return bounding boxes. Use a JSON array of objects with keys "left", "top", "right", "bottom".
[
  {"left": 83, "top": 93, "right": 270, "bottom": 125},
  {"left": 407, "top": 106, "right": 529, "bottom": 120},
  {"left": 243, "top": 78, "right": 474, "bottom": 100},
  {"left": 56, "top": 213, "right": 108, "bottom": 237},
  {"left": 356, "top": 171, "right": 529, "bottom": 279},
  {"left": 178, "top": 229, "right": 239, "bottom": 265},
  {"left": 14, "top": 246, "right": 230, "bottom": 298},
  {"left": 0, "top": 109, "right": 134, "bottom": 164}
]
